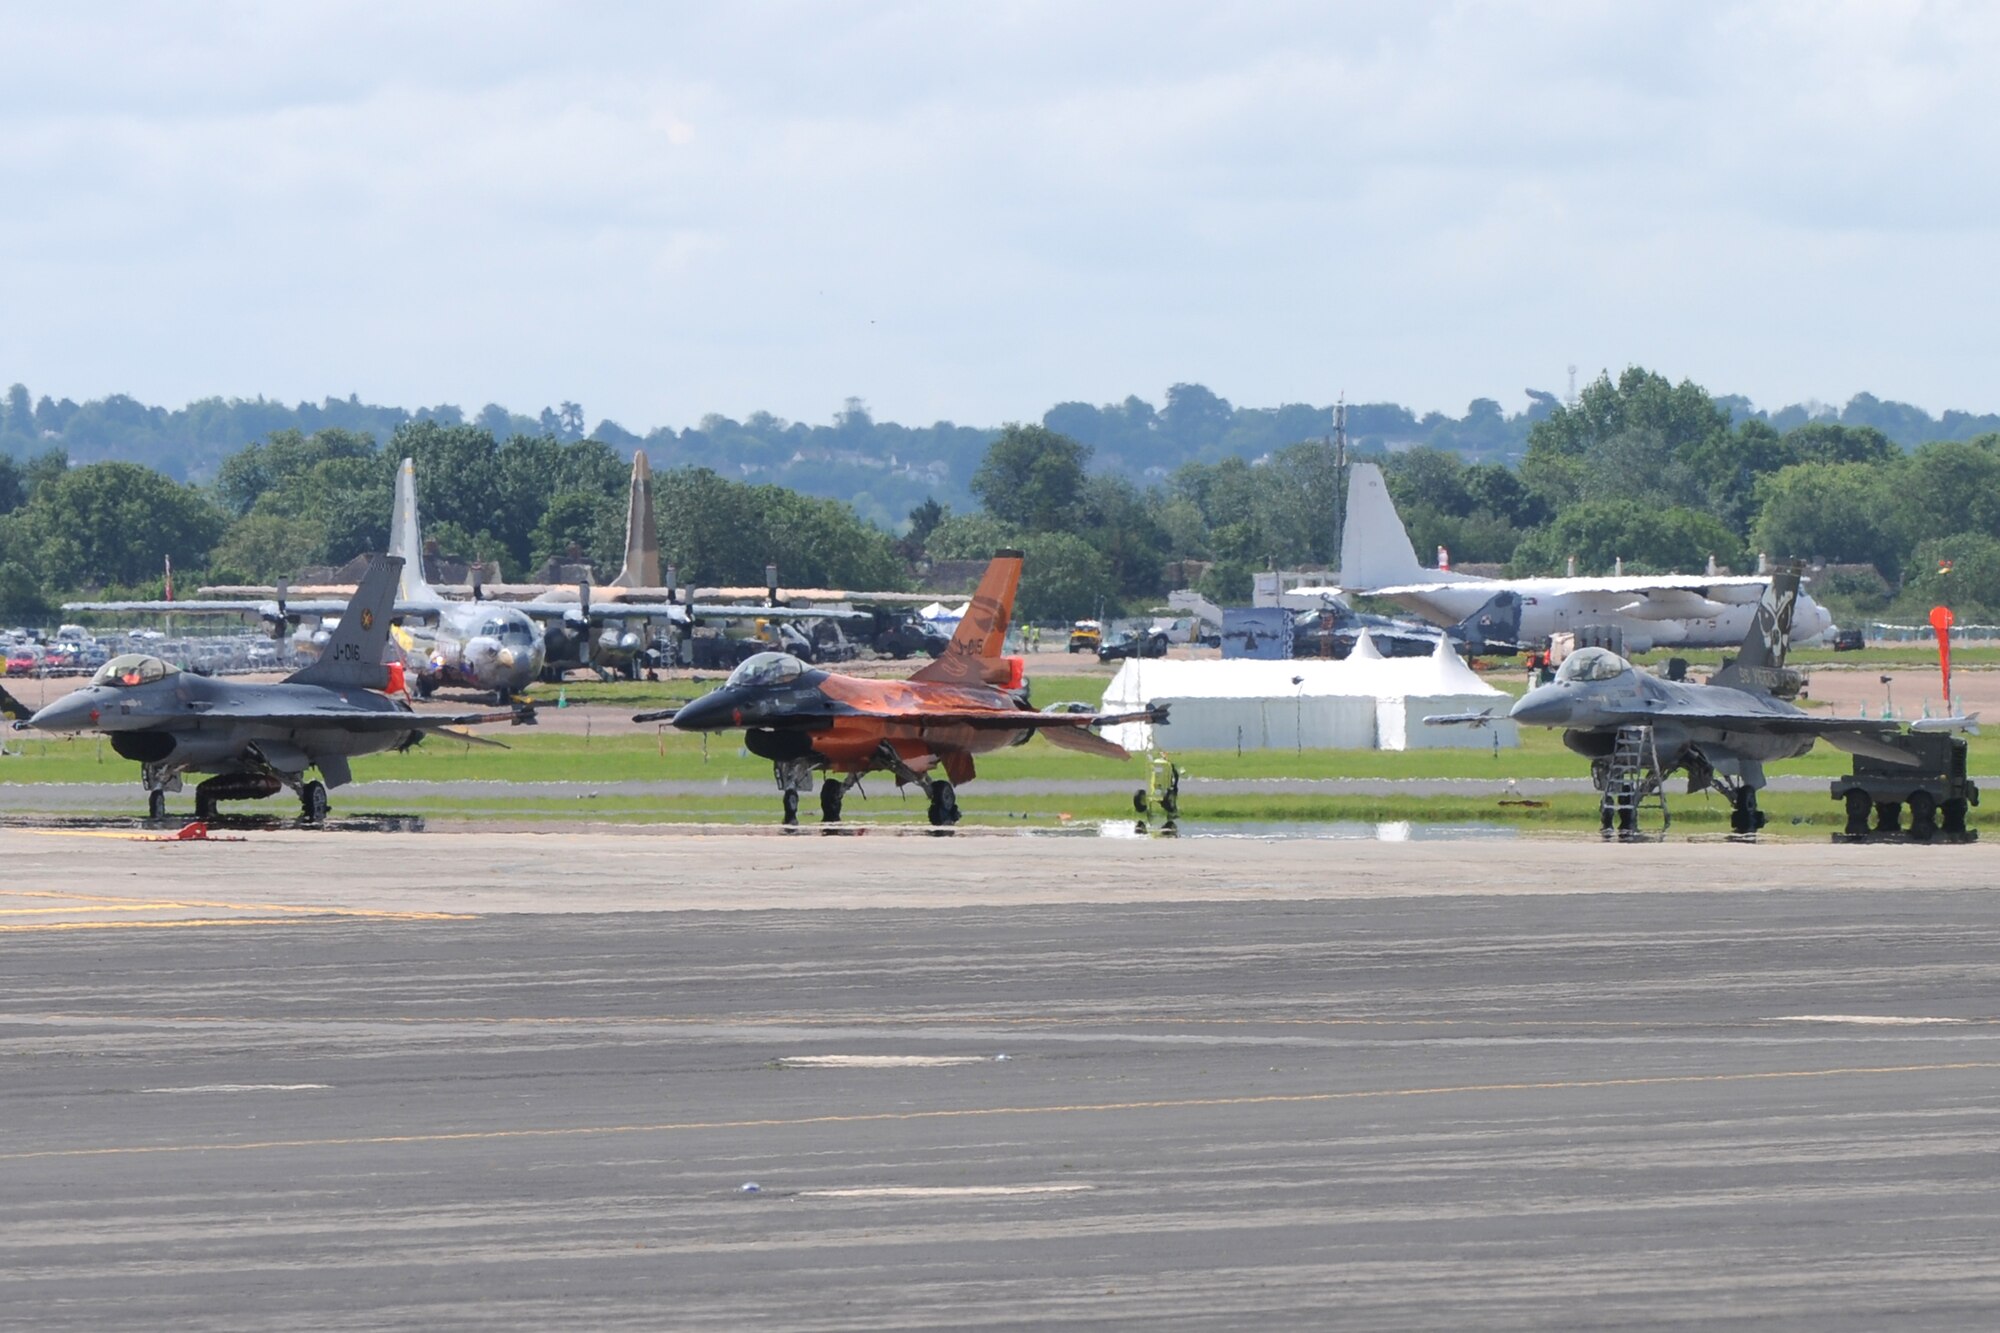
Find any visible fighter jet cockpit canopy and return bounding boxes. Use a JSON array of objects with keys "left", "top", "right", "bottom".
[
  {"left": 92, "top": 653, "right": 180, "bottom": 688},
  {"left": 1554, "top": 646, "right": 1631, "bottom": 684},
  {"left": 726, "top": 651, "right": 805, "bottom": 690}
]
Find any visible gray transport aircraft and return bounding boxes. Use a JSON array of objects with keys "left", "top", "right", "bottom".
[
  {"left": 19, "top": 556, "right": 516, "bottom": 821},
  {"left": 1435, "top": 569, "right": 1936, "bottom": 833},
  {"left": 1298, "top": 463, "right": 1836, "bottom": 651}
]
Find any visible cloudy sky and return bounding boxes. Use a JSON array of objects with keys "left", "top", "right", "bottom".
[{"left": 3, "top": 1, "right": 1996, "bottom": 431}]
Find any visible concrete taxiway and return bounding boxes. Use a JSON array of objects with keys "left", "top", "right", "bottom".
[{"left": 4, "top": 831, "right": 2000, "bottom": 1329}]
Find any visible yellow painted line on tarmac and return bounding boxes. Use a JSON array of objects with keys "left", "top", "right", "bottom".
[
  {"left": 0, "top": 887, "right": 473, "bottom": 930},
  {"left": 3, "top": 1060, "right": 1993, "bottom": 1163}
]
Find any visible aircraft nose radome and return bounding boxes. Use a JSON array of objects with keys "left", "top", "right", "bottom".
[
  {"left": 27, "top": 693, "right": 94, "bottom": 732},
  {"left": 1509, "top": 688, "right": 1568, "bottom": 727},
  {"left": 670, "top": 691, "right": 732, "bottom": 731}
]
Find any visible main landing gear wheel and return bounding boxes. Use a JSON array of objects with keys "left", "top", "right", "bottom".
[
  {"left": 927, "top": 781, "right": 960, "bottom": 827},
  {"left": 301, "top": 781, "right": 330, "bottom": 824},
  {"left": 148, "top": 789, "right": 167, "bottom": 820},
  {"left": 196, "top": 787, "right": 219, "bottom": 820},
  {"left": 820, "top": 779, "right": 844, "bottom": 823},
  {"left": 781, "top": 789, "right": 800, "bottom": 827},
  {"left": 1728, "top": 787, "right": 1764, "bottom": 835}
]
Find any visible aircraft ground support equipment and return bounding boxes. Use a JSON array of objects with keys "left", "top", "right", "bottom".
[
  {"left": 1831, "top": 732, "right": 1978, "bottom": 842},
  {"left": 1596, "top": 725, "right": 1670, "bottom": 836}
]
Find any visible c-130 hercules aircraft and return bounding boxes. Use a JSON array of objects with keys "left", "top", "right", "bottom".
[
  {"left": 18, "top": 556, "right": 517, "bottom": 822},
  {"left": 650, "top": 550, "right": 1166, "bottom": 825}
]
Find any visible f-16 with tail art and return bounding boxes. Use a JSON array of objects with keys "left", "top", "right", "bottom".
[
  {"left": 643, "top": 550, "right": 1167, "bottom": 825},
  {"left": 1299, "top": 462, "right": 1835, "bottom": 652},
  {"left": 20, "top": 556, "right": 518, "bottom": 822},
  {"left": 1436, "top": 568, "right": 1948, "bottom": 833}
]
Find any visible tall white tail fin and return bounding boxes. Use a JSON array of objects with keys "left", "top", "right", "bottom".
[
  {"left": 611, "top": 450, "right": 661, "bottom": 588},
  {"left": 1339, "top": 463, "right": 1474, "bottom": 589},
  {"left": 388, "top": 457, "right": 437, "bottom": 603},
  {"left": 286, "top": 556, "right": 400, "bottom": 690}
]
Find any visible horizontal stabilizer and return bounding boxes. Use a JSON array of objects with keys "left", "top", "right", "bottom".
[{"left": 1041, "top": 726, "right": 1131, "bottom": 760}]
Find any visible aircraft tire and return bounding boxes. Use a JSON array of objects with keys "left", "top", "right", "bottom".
[
  {"left": 820, "top": 779, "right": 843, "bottom": 823},
  {"left": 301, "top": 781, "right": 329, "bottom": 824},
  {"left": 782, "top": 789, "right": 799, "bottom": 826},
  {"left": 1943, "top": 796, "right": 1970, "bottom": 835},
  {"left": 148, "top": 789, "right": 167, "bottom": 821},
  {"left": 1874, "top": 801, "right": 1902, "bottom": 834},
  {"left": 927, "top": 782, "right": 959, "bottom": 827}
]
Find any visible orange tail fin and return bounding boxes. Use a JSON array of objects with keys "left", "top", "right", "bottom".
[{"left": 909, "top": 550, "right": 1022, "bottom": 686}]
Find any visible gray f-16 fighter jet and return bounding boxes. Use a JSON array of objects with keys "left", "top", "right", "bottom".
[
  {"left": 1438, "top": 568, "right": 1928, "bottom": 833},
  {"left": 17, "top": 555, "right": 514, "bottom": 822}
]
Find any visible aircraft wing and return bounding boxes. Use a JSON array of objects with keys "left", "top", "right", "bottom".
[
  {"left": 63, "top": 598, "right": 275, "bottom": 615},
  {"left": 61, "top": 597, "right": 443, "bottom": 624},
  {"left": 691, "top": 602, "right": 874, "bottom": 621},
  {"left": 1369, "top": 574, "right": 1772, "bottom": 599},
  {"left": 1652, "top": 709, "right": 1922, "bottom": 765},
  {"left": 516, "top": 601, "right": 691, "bottom": 626},
  {"left": 182, "top": 703, "right": 520, "bottom": 731}
]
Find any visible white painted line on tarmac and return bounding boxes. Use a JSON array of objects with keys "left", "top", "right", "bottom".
[
  {"left": 780, "top": 1055, "right": 988, "bottom": 1068},
  {"left": 799, "top": 1184, "right": 1094, "bottom": 1199},
  {"left": 141, "top": 1083, "right": 331, "bottom": 1094},
  {"left": 1768, "top": 1015, "right": 1970, "bottom": 1026}
]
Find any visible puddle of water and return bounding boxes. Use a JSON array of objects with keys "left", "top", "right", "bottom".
[{"left": 1038, "top": 819, "right": 1520, "bottom": 841}]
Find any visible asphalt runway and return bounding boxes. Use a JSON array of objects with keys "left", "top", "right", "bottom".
[{"left": 5, "top": 832, "right": 2000, "bottom": 1329}]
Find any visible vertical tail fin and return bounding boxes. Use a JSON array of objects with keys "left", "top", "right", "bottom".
[
  {"left": 1339, "top": 463, "right": 1475, "bottom": 589},
  {"left": 1711, "top": 566, "right": 1800, "bottom": 692},
  {"left": 611, "top": 450, "right": 661, "bottom": 588},
  {"left": 286, "top": 556, "right": 401, "bottom": 690},
  {"left": 0, "top": 682, "right": 29, "bottom": 723},
  {"left": 909, "top": 550, "right": 1021, "bottom": 686},
  {"left": 388, "top": 458, "right": 437, "bottom": 603},
  {"left": 1449, "top": 589, "right": 1523, "bottom": 653}
]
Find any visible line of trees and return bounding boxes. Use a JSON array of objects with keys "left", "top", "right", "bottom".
[{"left": 5, "top": 366, "right": 2000, "bottom": 627}]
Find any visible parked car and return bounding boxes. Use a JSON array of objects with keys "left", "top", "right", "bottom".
[
  {"left": 1068, "top": 620, "right": 1102, "bottom": 654},
  {"left": 1097, "top": 626, "right": 1170, "bottom": 662},
  {"left": 1832, "top": 628, "right": 1866, "bottom": 652}
]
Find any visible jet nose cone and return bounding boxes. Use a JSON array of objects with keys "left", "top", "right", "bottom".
[
  {"left": 1509, "top": 685, "right": 1569, "bottom": 728},
  {"left": 27, "top": 692, "right": 96, "bottom": 733},
  {"left": 670, "top": 689, "right": 734, "bottom": 732}
]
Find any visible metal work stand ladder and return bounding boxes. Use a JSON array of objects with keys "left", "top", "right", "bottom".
[{"left": 1605, "top": 724, "right": 1670, "bottom": 833}]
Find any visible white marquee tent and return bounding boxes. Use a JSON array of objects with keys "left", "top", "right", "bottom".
[{"left": 1097, "top": 633, "right": 1519, "bottom": 752}]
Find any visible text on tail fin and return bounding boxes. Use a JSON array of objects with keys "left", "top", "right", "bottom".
[
  {"left": 910, "top": 551, "right": 1022, "bottom": 686},
  {"left": 286, "top": 555, "right": 402, "bottom": 690}
]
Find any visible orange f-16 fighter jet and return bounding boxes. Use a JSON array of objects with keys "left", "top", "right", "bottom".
[{"left": 644, "top": 549, "right": 1167, "bottom": 825}]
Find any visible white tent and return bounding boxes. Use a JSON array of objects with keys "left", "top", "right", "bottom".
[
  {"left": 918, "top": 601, "right": 970, "bottom": 623},
  {"left": 1099, "top": 632, "right": 1518, "bottom": 752}
]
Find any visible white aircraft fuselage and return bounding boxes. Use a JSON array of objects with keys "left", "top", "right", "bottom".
[{"left": 1377, "top": 579, "right": 1835, "bottom": 653}]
